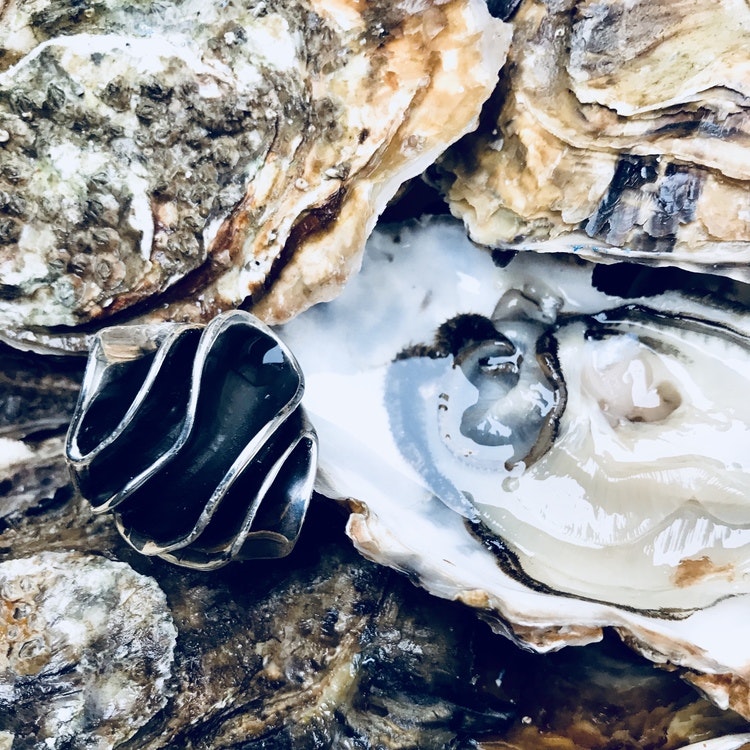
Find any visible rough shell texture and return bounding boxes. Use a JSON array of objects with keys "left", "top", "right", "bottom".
[
  {"left": 0, "top": 0, "right": 510, "bottom": 352},
  {"left": 0, "top": 550, "right": 176, "bottom": 749},
  {"left": 280, "top": 216, "right": 750, "bottom": 719},
  {"left": 437, "top": 0, "right": 750, "bottom": 279}
]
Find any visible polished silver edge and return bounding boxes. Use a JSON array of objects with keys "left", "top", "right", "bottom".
[
  {"left": 66, "top": 322, "right": 199, "bottom": 463},
  {"left": 152, "top": 416, "right": 318, "bottom": 570},
  {"left": 66, "top": 310, "right": 307, "bottom": 515}
]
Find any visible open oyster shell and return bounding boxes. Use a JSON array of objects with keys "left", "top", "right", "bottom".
[
  {"left": 280, "top": 216, "right": 750, "bottom": 719},
  {"left": 0, "top": 0, "right": 510, "bottom": 352},
  {"left": 438, "top": 0, "right": 750, "bottom": 279}
]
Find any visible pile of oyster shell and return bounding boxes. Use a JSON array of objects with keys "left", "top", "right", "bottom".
[{"left": 2, "top": 0, "right": 750, "bottom": 740}]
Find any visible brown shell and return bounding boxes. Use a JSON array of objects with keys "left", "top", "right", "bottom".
[
  {"left": 0, "top": 0, "right": 510, "bottom": 350},
  {"left": 438, "top": 0, "right": 750, "bottom": 278}
]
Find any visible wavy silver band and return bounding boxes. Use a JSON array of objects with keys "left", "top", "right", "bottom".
[{"left": 66, "top": 310, "right": 318, "bottom": 570}]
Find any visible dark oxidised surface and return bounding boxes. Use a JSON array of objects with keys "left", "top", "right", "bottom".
[{"left": 485, "top": 0, "right": 524, "bottom": 20}]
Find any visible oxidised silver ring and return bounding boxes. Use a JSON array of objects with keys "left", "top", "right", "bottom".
[{"left": 65, "top": 310, "right": 318, "bottom": 570}]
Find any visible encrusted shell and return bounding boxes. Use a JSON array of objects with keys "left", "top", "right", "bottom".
[
  {"left": 438, "top": 0, "right": 750, "bottom": 280},
  {"left": 0, "top": 0, "right": 511, "bottom": 353}
]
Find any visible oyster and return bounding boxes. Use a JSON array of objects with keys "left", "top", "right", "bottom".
[
  {"left": 2, "top": 274, "right": 750, "bottom": 748},
  {"left": 438, "top": 0, "right": 750, "bottom": 279},
  {"left": 280, "top": 216, "right": 750, "bottom": 718},
  {"left": 0, "top": 551, "right": 176, "bottom": 749},
  {"left": 0, "top": 0, "right": 510, "bottom": 352}
]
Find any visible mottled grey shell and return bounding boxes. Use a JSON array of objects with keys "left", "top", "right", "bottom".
[
  {"left": 0, "top": 551, "right": 176, "bottom": 749},
  {"left": 0, "top": 0, "right": 509, "bottom": 352}
]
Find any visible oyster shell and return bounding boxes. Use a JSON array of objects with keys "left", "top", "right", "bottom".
[
  {"left": 0, "top": 550, "right": 176, "bottom": 749},
  {"left": 0, "top": 0, "right": 510, "bottom": 352},
  {"left": 437, "top": 0, "right": 750, "bottom": 279},
  {"left": 2, "top": 294, "right": 750, "bottom": 747},
  {"left": 280, "top": 216, "right": 750, "bottom": 718}
]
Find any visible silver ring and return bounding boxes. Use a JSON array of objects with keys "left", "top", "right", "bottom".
[{"left": 65, "top": 310, "right": 318, "bottom": 570}]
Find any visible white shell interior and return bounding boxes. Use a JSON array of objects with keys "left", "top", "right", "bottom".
[{"left": 280, "top": 216, "right": 750, "bottom": 714}]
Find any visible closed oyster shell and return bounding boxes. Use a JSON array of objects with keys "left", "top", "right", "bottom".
[
  {"left": 0, "top": 0, "right": 510, "bottom": 352},
  {"left": 280, "top": 216, "right": 750, "bottom": 719},
  {"left": 0, "top": 550, "right": 176, "bottom": 749},
  {"left": 438, "top": 0, "right": 750, "bottom": 278}
]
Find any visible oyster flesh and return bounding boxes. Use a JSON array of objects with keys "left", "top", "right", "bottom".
[
  {"left": 438, "top": 0, "right": 750, "bottom": 279},
  {"left": 280, "top": 216, "right": 750, "bottom": 718},
  {"left": 0, "top": 0, "right": 510, "bottom": 351}
]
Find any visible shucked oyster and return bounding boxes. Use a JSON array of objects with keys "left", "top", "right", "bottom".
[
  {"left": 280, "top": 217, "right": 750, "bottom": 718},
  {"left": 0, "top": 0, "right": 510, "bottom": 351},
  {"left": 438, "top": 0, "right": 750, "bottom": 279}
]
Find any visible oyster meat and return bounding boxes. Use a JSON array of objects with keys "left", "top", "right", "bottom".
[
  {"left": 438, "top": 0, "right": 750, "bottom": 279},
  {"left": 0, "top": 0, "right": 510, "bottom": 351},
  {"left": 280, "top": 216, "right": 750, "bottom": 718}
]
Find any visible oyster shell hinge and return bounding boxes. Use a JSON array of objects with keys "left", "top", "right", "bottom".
[{"left": 65, "top": 310, "right": 318, "bottom": 570}]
